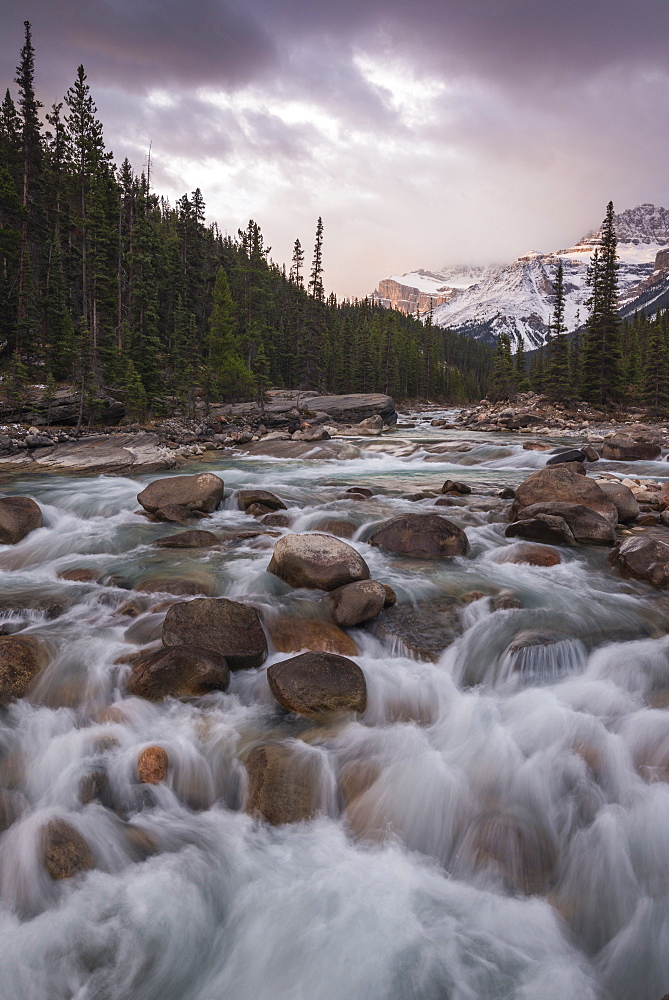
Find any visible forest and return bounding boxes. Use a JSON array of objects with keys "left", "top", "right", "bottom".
[{"left": 0, "top": 22, "right": 493, "bottom": 420}]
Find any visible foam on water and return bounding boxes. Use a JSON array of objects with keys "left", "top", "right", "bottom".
[{"left": 0, "top": 418, "right": 668, "bottom": 999}]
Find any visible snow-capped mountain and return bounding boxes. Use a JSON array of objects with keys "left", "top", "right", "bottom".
[{"left": 371, "top": 205, "right": 669, "bottom": 351}]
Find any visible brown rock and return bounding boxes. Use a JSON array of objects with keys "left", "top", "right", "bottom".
[
  {"left": 152, "top": 530, "right": 219, "bottom": 548},
  {"left": 324, "top": 580, "right": 387, "bottom": 627},
  {"left": 57, "top": 568, "right": 99, "bottom": 582},
  {"left": 495, "top": 544, "right": 561, "bottom": 567},
  {"left": 236, "top": 489, "right": 287, "bottom": 512},
  {"left": 41, "top": 819, "right": 94, "bottom": 880},
  {"left": 582, "top": 445, "right": 600, "bottom": 462},
  {"left": 153, "top": 505, "right": 199, "bottom": 524},
  {"left": 261, "top": 512, "right": 293, "bottom": 528},
  {"left": 245, "top": 503, "right": 273, "bottom": 516},
  {"left": 510, "top": 466, "right": 617, "bottom": 525},
  {"left": 345, "top": 487, "right": 373, "bottom": 498},
  {"left": 0, "top": 789, "right": 27, "bottom": 832},
  {"left": 380, "top": 583, "right": 397, "bottom": 607},
  {"left": 127, "top": 644, "right": 230, "bottom": 698},
  {"left": 0, "top": 496, "right": 42, "bottom": 545},
  {"left": 267, "top": 616, "right": 359, "bottom": 656},
  {"left": 369, "top": 513, "right": 469, "bottom": 560},
  {"left": 442, "top": 479, "right": 471, "bottom": 495},
  {"left": 459, "top": 811, "right": 556, "bottom": 895},
  {"left": 267, "top": 651, "right": 367, "bottom": 715},
  {"left": 137, "top": 473, "right": 224, "bottom": 515},
  {"left": 597, "top": 482, "right": 639, "bottom": 523},
  {"left": 608, "top": 537, "right": 669, "bottom": 588},
  {"left": 162, "top": 598, "right": 267, "bottom": 669},
  {"left": 601, "top": 435, "right": 661, "bottom": 461},
  {"left": 268, "top": 533, "right": 370, "bottom": 591},
  {"left": 245, "top": 742, "right": 322, "bottom": 825},
  {"left": 0, "top": 636, "right": 48, "bottom": 706},
  {"left": 138, "top": 746, "right": 169, "bottom": 784}
]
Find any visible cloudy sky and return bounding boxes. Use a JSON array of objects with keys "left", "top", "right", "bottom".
[{"left": 3, "top": 1, "right": 669, "bottom": 297}]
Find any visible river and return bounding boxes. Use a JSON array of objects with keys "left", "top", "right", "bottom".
[{"left": 0, "top": 412, "right": 668, "bottom": 1000}]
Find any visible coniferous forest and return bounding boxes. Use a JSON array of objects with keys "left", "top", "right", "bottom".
[{"left": 0, "top": 22, "right": 493, "bottom": 419}]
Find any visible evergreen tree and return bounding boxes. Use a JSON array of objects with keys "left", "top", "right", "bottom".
[
  {"left": 290, "top": 238, "right": 304, "bottom": 287},
  {"left": 489, "top": 333, "right": 514, "bottom": 399},
  {"left": 581, "top": 202, "right": 622, "bottom": 404},
  {"left": 308, "top": 216, "right": 324, "bottom": 301},
  {"left": 547, "top": 261, "right": 571, "bottom": 397}
]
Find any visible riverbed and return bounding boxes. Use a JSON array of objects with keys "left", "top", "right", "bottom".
[{"left": 0, "top": 412, "right": 668, "bottom": 1000}]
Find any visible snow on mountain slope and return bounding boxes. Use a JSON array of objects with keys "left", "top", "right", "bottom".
[
  {"left": 373, "top": 265, "right": 491, "bottom": 314},
  {"left": 372, "top": 205, "right": 669, "bottom": 351}
]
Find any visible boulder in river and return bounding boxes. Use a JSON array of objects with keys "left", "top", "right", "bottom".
[
  {"left": 510, "top": 502, "right": 616, "bottom": 545},
  {"left": 324, "top": 580, "right": 387, "bottom": 627},
  {"left": 504, "top": 514, "right": 576, "bottom": 547},
  {"left": 441, "top": 480, "right": 471, "bottom": 495},
  {"left": 152, "top": 530, "right": 219, "bottom": 548},
  {"left": 236, "top": 489, "right": 287, "bottom": 512},
  {"left": 245, "top": 742, "right": 323, "bottom": 825},
  {"left": 268, "top": 533, "right": 370, "bottom": 591},
  {"left": 137, "top": 473, "right": 223, "bottom": 515},
  {"left": 0, "top": 635, "right": 49, "bottom": 706},
  {"left": 266, "top": 616, "right": 359, "bottom": 656},
  {"left": 458, "top": 811, "right": 557, "bottom": 895},
  {"left": 267, "top": 651, "right": 367, "bottom": 715},
  {"left": 601, "top": 434, "right": 661, "bottom": 462},
  {"left": 510, "top": 466, "right": 618, "bottom": 525},
  {"left": 162, "top": 598, "right": 267, "bottom": 668},
  {"left": 138, "top": 746, "right": 169, "bottom": 784},
  {"left": 41, "top": 819, "right": 94, "bottom": 880},
  {"left": 596, "top": 481, "right": 639, "bottom": 523},
  {"left": 608, "top": 536, "right": 669, "bottom": 588},
  {"left": 546, "top": 449, "right": 586, "bottom": 465},
  {"left": 0, "top": 496, "right": 42, "bottom": 544},
  {"left": 58, "top": 568, "right": 99, "bottom": 582},
  {"left": 369, "top": 513, "right": 469, "bottom": 560},
  {"left": 127, "top": 644, "right": 231, "bottom": 698},
  {"left": 135, "top": 574, "right": 217, "bottom": 597}
]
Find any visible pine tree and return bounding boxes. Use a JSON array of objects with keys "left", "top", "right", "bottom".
[
  {"left": 547, "top": 261, "right": 571, "bottom": 398},
  {"left": 514, "top": 335, "right": 530, "bottom": 391},
  {"left": 308, "top": 216, "right": 324, "bottom": 301},
  {"left": 581, "top": 202, "right": 622, "bottom": 404},
  {"left": 642, "top": 310, "right": 669, "bottom": 415},
  {"left": 489, "top": 333, "right": 514, "bottom": 400},
  {"left": 290, "top": 238, "right": 304, "bottom": 287}
]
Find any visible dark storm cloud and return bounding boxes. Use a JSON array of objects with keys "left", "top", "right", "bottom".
[{"left": 2, "top": 1, "right": 669, "bottom": 295}]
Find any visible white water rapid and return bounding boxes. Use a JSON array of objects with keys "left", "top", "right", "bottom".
[{"left": 1, "top": 414, "right": 668, "bottom": 1000}]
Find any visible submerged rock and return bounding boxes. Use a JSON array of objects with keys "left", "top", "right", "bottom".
[
  {"left": 266, "top": 616, "right": 359, "bottom": 656},
  {"left": 494, "top": 543, "right": 561, "bottom": 567},
  {"left": 324, "top": 580, "right": 387, "bottom": 627},
  {"left": 135, "top": 574, "right": 217, "bottom": 597},
  {"left": 41, "top": 819, "right": 94, "bottom": 880},
  {"left": 267, "top": 651, "right": 367, "bottom": 715},
  {"left": 137, "top": 473, "right": 223, "bottom": 515},
  {"left": 0, "top": 496, "right": 42, "bottom": 545},
  {"left": 127, "top": 644, "right": 231, "bottom": 698},
  {"left": 162, "top": 598, "right": 267, "bottom": 668},
  {"left": 0, "top": 635, "right": 49, "bottom": 706},
  {"left": 268, "top": 533, "right": 370, "bottom": 591},
  {"left": 370, "top": 596, "right": 463, "bottom": 661},
  {"left": 458, "top": 811, "right": 557, "bottom": 895},
  {"left": 369, "top": 513, "right": 469, "bottom": 560},
  {"left": 245, "top": 742, "right": 324, "bottom": 825},
  {"left": 152, "top": 530, "right": 219, "bottom": 548}
]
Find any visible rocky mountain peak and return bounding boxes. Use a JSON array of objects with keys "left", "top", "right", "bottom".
[{"left": 582, "top": 204, "right": 669, "bottom": 246}]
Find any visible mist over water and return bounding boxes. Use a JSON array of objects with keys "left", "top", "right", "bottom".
[{"left": 1, "top": 414, "right": 668, "bottom": 1000}]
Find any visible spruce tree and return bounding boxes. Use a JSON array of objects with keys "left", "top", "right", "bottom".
[
  {"left": 581, "top": 203, "right": 622, "bottom": 404},
  {"left": 548, "top": 261, "right": 570, "bottom": 398},
  {"left": 308, "top": 217, "right": 324, "bottom": 301},
  {"left": 290, "top": 238, "right": 304, "bottom": 287}
]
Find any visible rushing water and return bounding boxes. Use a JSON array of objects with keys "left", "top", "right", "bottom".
[{"left": 1, "top": 414, "right": 669, "bottom": 1000}]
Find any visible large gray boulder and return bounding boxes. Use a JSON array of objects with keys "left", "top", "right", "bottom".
[
  {"left": 510, "top": 466, "right": 618, "bottom": 526},
  {"left": 268, "top": 533, "right": 370, "bottom": 591},
  {"left": 0, "top": 496, "right": 42, "bottom": 544},
  {"left": 369, "top": 513, "right": 469, "bottom": 560},
  {"left": 267, "top": 651, "right": 367, "bottom": 715},
  {"left": 510, "top": 502, "right": 616, "bottom": 545},
  {"left": 162, "top": 598, "right": 267, "bottom": 669},
  {"left": 137, "top": 473, "right": 223, "bottom": 515}
]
